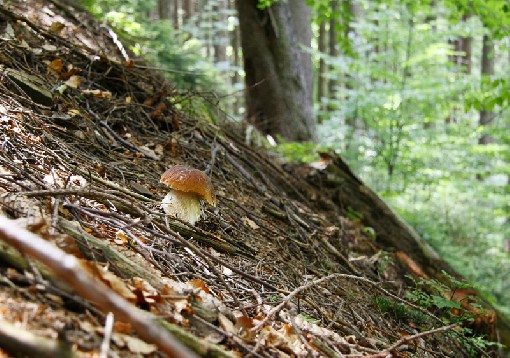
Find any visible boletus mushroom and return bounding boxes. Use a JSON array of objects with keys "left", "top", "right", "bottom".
[{"left": 160, "top": 165, "right": 216, "bottom": 225}]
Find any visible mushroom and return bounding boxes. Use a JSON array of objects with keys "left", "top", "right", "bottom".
[{"left": 160, "top": 165, "right": 216, "bottom": 225}]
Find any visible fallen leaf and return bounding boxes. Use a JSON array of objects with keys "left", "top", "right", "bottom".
[
  {"left": 242, "top": 217, "right": 259, "bottom": 230},
  {"left": 49, "top": 21, "right": 65, "bottom": 34},
  {"left": 123, "top": 335, "right": 157, "bottom": 354},
  {"left": 64, "top": 75, "right": 81, "bottom": 88},
  {"left": 115, "top": 230, "right": 129, "bottom": 244},
  {"left": 218, "top": 313, "right": 235, "bottom": 335},
  {"left": 235, "top": 315, "right": 256, "bottom": 341},
  {"left": 123, "top": 60, "right": 135, "bottom": 68},
  {"left": 189, "top": 279, "right": 210, "bottom": 294},
  {"left": 113, "top": 321, "right": 132, "bottom": 334},
  {"left": 47, "top": 59, "right": 63, "bottom": 76}
]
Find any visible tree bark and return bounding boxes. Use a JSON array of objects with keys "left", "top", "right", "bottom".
[
  {"left": 213, "top": 0, "right": 227, "bottom": 63},
  {"left": 236, "top": 0, "right": 316, "bottom": 142},
  {"left": 158, "top": 0, "right": 171, "bottom": 20},
  {"left": 448, "top": 15, "right": 471, "bottom": 73},
  {"left": 317, "top": 21, "right": 328, "bottom": 121},
  {"left": 183, "top": 0, "right": 193, "bottom": 22},
  {"left": 229, "top": 0, "right": 241, "bottom": 115},
  {"left": 328, "top": 0, "right": 338, "bottom": 104},
  {"left": 172, "top": 0, "right": 180, "bottom": 29},
  {"left": 479, "top": 34, "right": 495, "bottom": 145}
]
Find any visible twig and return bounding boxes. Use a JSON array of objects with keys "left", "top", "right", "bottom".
[
  {"left": 224, "top": 152, "right": 267, "bottom": 195},
  {"left": 74, "top": 167, "right": 154, "bottom": 202},
  {"left": 99, "top": 312, "right": 114, "bottom": 358},
  {"left": 361, "top": 324, "right": 458, "bottom": 358},
  {"left": 85, "top": 106, "right": 159, "bottom": 160},
  {"left": 163, "top": 221, "right": 249, "bottom": 316},
  {"left": 19, "top": 188, "right": 148, "bottom": 219},
  {"left": 318, "top": 235, "right": 360, "bottom": 275},
  {"left": 252, "top": 273, "right": 350, "bottom": 331}
]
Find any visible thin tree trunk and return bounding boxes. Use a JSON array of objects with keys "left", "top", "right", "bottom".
[
  {"left": 236, "top": 0, "right": 316, "bottom": 142},
  {"left": 479, "top": 34, "right": 495, "bottom": 144},
  {"left": 328, "top": 0, "right": 338, "bottom": 104},
  {"left": 318, "top": 21, "right": 328, "bottom": 121},
  {"left": 173, "top": 0, "right": 180, "bottom": 29},
  {"left": 183, "top": 0, "right": 193, "bottom": 22},
  {"left": 230, "top": 0, "right": 241, "bottom": 115},
  {"left": 158, "top": 0, "right": 171, "bottom": 20},
  {"left": 213, "top": 0, "right": 227, "bottom": 63},
  {"left": 344, "top": 0, "right": 361, "bottom": 128}
]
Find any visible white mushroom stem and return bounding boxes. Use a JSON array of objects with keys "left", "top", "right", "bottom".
[{"left": 161, "top": 190, "right": 202, "bottom": 225}]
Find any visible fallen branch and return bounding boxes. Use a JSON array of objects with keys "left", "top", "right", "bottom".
[
  {"left": 0, "top": 215, "right": 223, "bottom": 358},
  {"left": 251, "top": 273, "right": 360, "bottom": 332},
  {"left": 360, "top": 324, "right": 458, "bottom": 358}
]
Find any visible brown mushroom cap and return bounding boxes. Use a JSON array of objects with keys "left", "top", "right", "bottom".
[{"left": 160, "top": 165, "right": 216, "bottom": 206}]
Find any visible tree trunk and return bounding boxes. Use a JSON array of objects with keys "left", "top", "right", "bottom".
[
  {"left": 172, "top": 0, "right": 180, "bottom": 29},
  {"left": 236, "top": 0, "right": 316, "bottom": 142},
  {"left": 183, "top": 0, "right": 193, "bottom": 22},
  {"left": 213, "top": 0, "right": 227, "bottom": 63},
  {"left": 158, "top": 0, "right": 171, "bottom": 20},
  {"left": 328, "top": 0, "right": 338, "bottom": 104},
  {"left": 448, "top": 14, "right": 471, "bottom": 73},
  {"left": 479, "top": 34, "right": 495, "bottom": 145},
  {"left": 317, "top": 21, "right": 328, "bottom": 121},
  {"left": 229, "top": 0, "right": 241, "bottom": 116}
]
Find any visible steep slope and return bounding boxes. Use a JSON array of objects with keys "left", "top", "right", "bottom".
[{"left": 0, "top": 1, "right": 503, "bottom": 357}]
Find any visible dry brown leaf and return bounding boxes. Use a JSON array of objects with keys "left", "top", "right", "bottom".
[
  {"left": 61, "top": 67, "right": 80, "bottom": 79},
  {"left": 123, "top": 60, "right": 135, "bottom": 68},
  {"left": 94, "top": 265, "right": 137, "bottom": 302},
  {"left": 235, "top": 316, "right": 255, "bottom": 341},
  {"left": 189, "top": 279, "right": 210, "bottom": 294},
  {"left": 115, "top": 230, "right": 129, "bottom": 245},
  {"left": 49, "top": 21, "right": 65, "bottom": 34},
  {"left": 113, "top": 321, "right": 133, "bottom": 334},
  {"left": 47, "top": 58, "right": 63, "bottom": 76},
  {"left": 64, "top": 75, "right": 81, "bottom": 89}
]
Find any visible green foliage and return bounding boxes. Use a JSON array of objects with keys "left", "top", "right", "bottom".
[
  {"left": 404, "top": 274, "right": 500, "bottom": 353},
  {"left": 374, "top": 251, "right": 394, "bottom": 274},
  {"left": 445, "top": 0, "right": 510, "bottom": 38},
  {"left": 314, "top": 0, "right": 510, "bottom": 318},
  {"left": 373, "top": 296, "right": 429, "bottom": 325},
  {"left": 346, "top": 206, "right": 363, "bottom": 222},
  {"left": 80, "top": 0, "right": 224, "bottom": 92},
  {"left": 274, "top": 141, "right": 327, "bottom": 163},
  {"left": 257, "top": 0, "right": 279, "bottom": 10},
  {"left": 268, "top": 295, "right": 282, "bottom": 303}
]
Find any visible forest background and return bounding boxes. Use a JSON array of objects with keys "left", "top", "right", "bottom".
[{"left": 80, "top": 0, "right": 510, "bottom": 317}]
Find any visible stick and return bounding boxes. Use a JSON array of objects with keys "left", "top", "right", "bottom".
[{"left": 360, "top": 324, "right": 458, "bottom": 358}]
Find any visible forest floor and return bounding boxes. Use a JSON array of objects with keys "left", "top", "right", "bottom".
[{"left": 0, "top": 0, "right": 502, "bottom": 357}]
